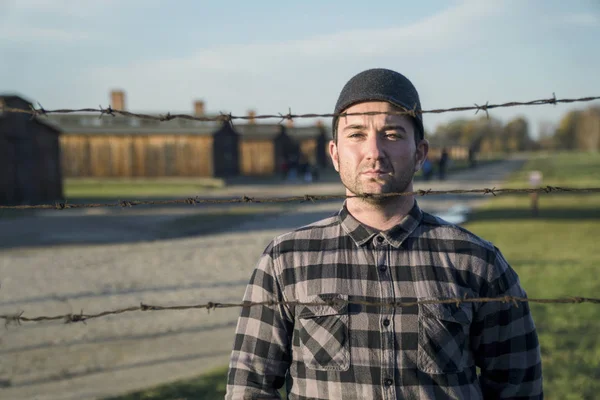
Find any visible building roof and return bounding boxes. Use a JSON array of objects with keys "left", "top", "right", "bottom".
[
  {"left": 44, "top": 113, "right": 220, "bottom": 135},
  {"left": 234, "top": 123, "right": 333, "bottom": 140},
  {"left": 0, "top": 94, "right": 62, "bottom": 135},
  {"left": 234, "top": 123, "right": 284, "bottom": 139},
  {"left": 286, "top": 126, "right": 325, "bottom": 139},
  {"left": 1, "top": 93, "right": 333, "bottom": 140}
]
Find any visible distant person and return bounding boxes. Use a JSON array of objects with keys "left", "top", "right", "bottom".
[
  {"left": 469, "top": 146, "right": 477, "bottom": 168},
  {"left": 287, "top": 154, "right": 298, "bottom": 182},
  {"left": 298, "top": 154, "right": 309, "bottom": 182},
  {"left": 280, "top": 158, "right": 289, "bottom": 180},
  {"left": 438, "top": 147, "right": 449, "bottom": 180},
  {"left": 310, "top": 164, "right": 320, "bottom": 182},
  {"left": 422, "top": 157, "right": 433, "bottom": 181},
  {"left": 303, "top": 161, "right": 313, "bottom": 183}
]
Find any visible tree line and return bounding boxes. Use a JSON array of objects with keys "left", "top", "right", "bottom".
[{"left": 427, "top": 105, "right": 600, "bottom": 153}]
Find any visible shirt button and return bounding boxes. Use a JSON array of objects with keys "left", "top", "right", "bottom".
[
  {"left": 384, "top": 378, "right": 393, "bottom": 386},
  {"left": 376, "top": 236, "right": 384, "bottom": 243},
  {"left": 383, "top": 318, "right": 390, "bottom": 327},
  {"left": 379, "top": 265, "right": 387, "bottom": 273}
]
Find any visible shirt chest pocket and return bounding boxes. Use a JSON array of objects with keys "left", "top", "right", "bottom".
[
  {"left": 296, "top": 294, "right": 350, "bottom": 372},
  {"left": 417, "top": 302, "right": 473, "bottom": 374}
]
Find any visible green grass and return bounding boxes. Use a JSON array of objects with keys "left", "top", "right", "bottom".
[
  {"left": 0, "top": 177, "right": 228, "bottom": 220},
  {"left": 415, "top": 156, "right": 504, "bottom": 180},
  {"left": 104, "top": 151, "right": 600, "bottom": 400},
  {"left": 464, "top": 151, "right": 600, "bottom": 400},
  {"left": 63, "top": 177, "right": 226, "bottom": 198},
  {"left": 494, "top": 151, "right": 600, "bottom": 188},
  {"left": 102, "top": 366, "right": 286, "bottom": 400},
  {"left": 103, "top": 366, "right": 230, "bottom": 400}
]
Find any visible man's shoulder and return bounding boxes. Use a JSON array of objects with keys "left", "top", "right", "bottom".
[
  {"left": 269, "top": 209, "right": 343, "bottom": 247},
  {"left": 418, "top": 211, "right": 516, "bottom": 286},
  {"left": 419, "top": 210, "right": 496, "bottom": 252}
]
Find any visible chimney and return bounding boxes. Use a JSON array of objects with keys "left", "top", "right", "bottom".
[
  {"left": 194, "top": 100, "right": 205, "bottom": 116},
  {"left": 286, "top": 119, "right": 294, "bottom": 128},
  {"left": 315, "top": 120, "right": 324, "bottom": 128},
  {"left": 248, "top": 110, "right": 256, "bottom": 124},
  {"left": 110, "top": 90, "right": 126, "bottom": 111}
]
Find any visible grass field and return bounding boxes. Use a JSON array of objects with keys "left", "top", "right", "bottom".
[
  {"left": 103, "top": 151, "right": 600, "bottom": 400},
  {"left": 63, "top": 177, "right": 226, "bottom": 198},
  {"left": 464, "top": 151, "right": 600, "bottom": 400},
  {"left": 103, "top": 366, "right": 231, "bottom": 400}
]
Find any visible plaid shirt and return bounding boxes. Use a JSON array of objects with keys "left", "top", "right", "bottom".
[{"left": 225, "top": 201, "right": 543, "bottom": 399}]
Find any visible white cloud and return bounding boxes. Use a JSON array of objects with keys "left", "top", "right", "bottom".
[
  {"left": 0, "top": 26, "right": 92, "bottom": 43},
  {"left": 562, "top": 13, "right": 599, "bottom": 27},
  {"left": 0, "top": 0, "right": 114, "bottom": 44},
  {"left": 84, "top": 0, "right": 509, "bottom": 80},
  {"left": 0, "top": 0, "right": 160, "bottom": 43},
  {"left": 5, "top": 0, "right": 123, "bottom": 18},
  {"left": 542, "top": 12, "right": 600, "bottom": 28}
]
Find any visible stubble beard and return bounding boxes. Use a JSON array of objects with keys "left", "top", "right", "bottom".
[{"left": 339, "top": 158, "right": 416, "bottom": 207}]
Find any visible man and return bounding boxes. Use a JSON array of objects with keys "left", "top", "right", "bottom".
[{"left": 225, "top": 68, "right": 543, "bottom": 399}]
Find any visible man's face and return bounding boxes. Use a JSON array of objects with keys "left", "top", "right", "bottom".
[{"left": 329, "top": 101, "right": 428, "bottom": 203}]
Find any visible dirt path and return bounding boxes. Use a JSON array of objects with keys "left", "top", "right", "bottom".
[{"left": 0, "top": 157, "right": 526, "bottom": 400}]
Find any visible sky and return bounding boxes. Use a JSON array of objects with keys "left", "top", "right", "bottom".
[{"left": 1, "top": 0, "right": 599, "bottom": 138}]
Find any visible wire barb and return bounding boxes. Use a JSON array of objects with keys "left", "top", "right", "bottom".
[
  {"left": 64, "top": 310, "right": 87, "bottom": 324},
  {"left": 4, "top": 311, "right": 24, "bottom": 328},
  {"left": 100, "top": 105, "right": 115, "bottom": 118},
  {"left": 474, "top": 101, "right": 490, "bottom": 119},
  {"left": 159, "top": 112, "right": 174, "bottom": 122}
]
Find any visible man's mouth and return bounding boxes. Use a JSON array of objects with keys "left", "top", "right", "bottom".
[{"left": 362, "top": 169, "right": 389, "bottom": 176}]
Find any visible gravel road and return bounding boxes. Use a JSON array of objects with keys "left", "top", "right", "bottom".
[{"left": 0, "top": 157, "right": 526, "bottom": 400}]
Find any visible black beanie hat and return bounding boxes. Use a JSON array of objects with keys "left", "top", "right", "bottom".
[{"left": 332, "top": 68, "right": 424, "bottom": 140}]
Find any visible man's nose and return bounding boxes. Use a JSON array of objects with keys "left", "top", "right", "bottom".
[{"left": 364, "top": 134, "right": 385, "bottom": 160}]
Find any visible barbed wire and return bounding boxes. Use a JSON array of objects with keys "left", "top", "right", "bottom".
[
  {"left": 2, "top": 296, "right": 599, "bottom": 327},
  {"left": 2, "top": 95, "right": 599, "bottom": 123},
  {"left": 0, "top": 186, "right": 598, "bottom": 210}
]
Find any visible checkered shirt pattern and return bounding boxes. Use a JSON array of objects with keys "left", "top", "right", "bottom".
[{"left": 225, "top": 201, "right": 543, "bottom": 399}]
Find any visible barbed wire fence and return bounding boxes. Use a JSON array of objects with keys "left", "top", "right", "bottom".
[
  {"left": 0, "top": 187, "right": 599, "bottom": 211},
  {"left": 1, "top": 93, "right": 600, "bottom": 330},
  {"left": 2, "top": 296, "right": 600, "bottom": 327},
  {"left": 2, "top": 94, "right": 600, "bottom": 123}
]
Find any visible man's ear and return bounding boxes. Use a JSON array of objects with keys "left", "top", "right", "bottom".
[
  {"left": 329, "top": 140, "right": 340, "bottom": 172},
  {"left": 414, "top": 139, "right": 429, "bottom": 172}
]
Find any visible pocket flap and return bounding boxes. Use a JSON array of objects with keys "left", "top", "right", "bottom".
[
  {"left": 419, "top": 302, "right": 472, "bottom": 325},
  {"left": 298, "top": 293, "right": 349, "bottom": 318}
]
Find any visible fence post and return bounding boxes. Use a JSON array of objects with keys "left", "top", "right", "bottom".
[{"left": 529, "top": 171, "right": 542, "bottom": 217}]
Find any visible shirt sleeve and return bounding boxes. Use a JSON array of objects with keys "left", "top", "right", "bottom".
[
  {"left": 470, "top": 246, "right": 544, "bottom": 399},
  {"left": 225, "top": 242, "right": 294, "bottom": 400}
]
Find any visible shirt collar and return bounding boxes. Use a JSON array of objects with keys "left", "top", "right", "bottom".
[{"left": 338, "top": 199, "right": 423, "bottom": 248}]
